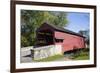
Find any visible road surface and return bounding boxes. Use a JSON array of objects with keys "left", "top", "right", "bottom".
[{"left": 21, "top": 47, "right": 33, "bottom": 63}]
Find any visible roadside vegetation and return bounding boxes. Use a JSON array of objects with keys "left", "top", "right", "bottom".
[
  {"left": 71, "top": 48, "right": 89, "bottom": 60},
  {"left": 33, "top": 54, "right": 64, "bottom": 62}
]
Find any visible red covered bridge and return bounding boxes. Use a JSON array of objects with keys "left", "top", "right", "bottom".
[{"left": 35, "top": 22, "right": 86, "bottom": 53}]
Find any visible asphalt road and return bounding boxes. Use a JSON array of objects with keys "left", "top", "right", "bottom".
[{"left": 20, "top": 48, "right": 33, "bottom": 63}]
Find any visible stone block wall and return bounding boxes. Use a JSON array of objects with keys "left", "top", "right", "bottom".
[{"left": 31, "top": 45, "right": 62, "bottom": 60}]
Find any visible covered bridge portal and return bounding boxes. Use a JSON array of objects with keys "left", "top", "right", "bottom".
[{"left": 35, "top": 23, "right": 86, "bottom": 53}]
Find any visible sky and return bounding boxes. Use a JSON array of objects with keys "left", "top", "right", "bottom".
[{"left": 65, "top": 12, "right": 90, "bottom": 33}]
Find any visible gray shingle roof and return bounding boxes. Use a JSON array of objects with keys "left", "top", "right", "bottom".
[{"left": 43, "top": 22, "right": 85, "bottom": 38}]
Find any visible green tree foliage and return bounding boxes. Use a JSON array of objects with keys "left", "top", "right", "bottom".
[
  {"left": 79, "top": 30, "right": 90, "bottom": 45},
  {"left": 21, "top": 36, "right": 30, "bottom": 47},
  {"left": 21, "top": 10, "right": 68, "bottom": 47}
]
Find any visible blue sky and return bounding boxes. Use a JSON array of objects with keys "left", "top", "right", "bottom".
[{"left": 64, "top": 12, "right": 90, "bottom": 33}]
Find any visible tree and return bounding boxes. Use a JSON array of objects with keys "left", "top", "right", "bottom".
[
  {"left": 21, "top": 36, "right": 30, "bottom": 47},
  {"left": 21, "top": 10, "right": 68, "bottom": 47},
  {"left": 79, "top": 30, "right": 90, "bottom": 46}
]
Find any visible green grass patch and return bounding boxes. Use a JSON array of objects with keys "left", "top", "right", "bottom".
[
  {"left": 33, "top": 54, "right": 63, "bottom": 62},
  {"left": 74, "top": 55, "right": 89, "bottom": 60},
  {"left": 72, "top": 48, "right": 89, "bottom": 60}
]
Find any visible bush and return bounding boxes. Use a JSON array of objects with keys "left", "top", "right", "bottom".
[
  {"left": 71, "top": 48, "right": 89, "bottom": 60},
  {"left": 21, "top": 36, "right": 30, "bottom": 47}
]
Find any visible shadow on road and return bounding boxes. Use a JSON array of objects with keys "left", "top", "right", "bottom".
[{"left": 23, "top": 54, "right": 31, "bottom": 57}]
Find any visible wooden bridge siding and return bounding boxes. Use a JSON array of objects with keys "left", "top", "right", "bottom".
[{"left": 55, "top": 31, "right": 85, "bottom": 52}]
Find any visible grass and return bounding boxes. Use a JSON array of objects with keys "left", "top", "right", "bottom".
[
  {"left": 33, "top": 54, "right": 63, "bottom": 62},
  {"left": 74, "top": 55, "right": 89, "bottom": 60},
  {"left": 71, "top": 48, "right": 89, "bottom": 60}
]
